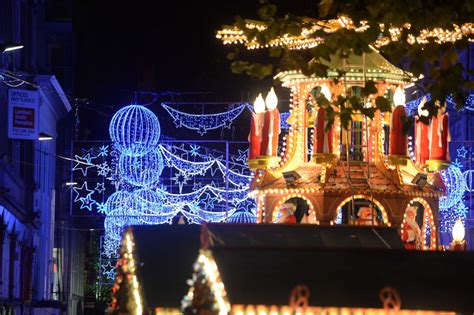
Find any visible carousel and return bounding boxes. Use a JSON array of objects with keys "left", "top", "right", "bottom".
[{"left": 247, "top": 49, "right": 449, "bottom": 250}]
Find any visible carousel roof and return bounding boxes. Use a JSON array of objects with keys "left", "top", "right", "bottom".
[{"left": 274, "top": 48, "right": 412, "bottom": 84}]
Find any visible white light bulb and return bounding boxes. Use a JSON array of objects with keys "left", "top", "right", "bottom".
[
  {"left": 254, "top": 93, "right": 266, "bottom": 114},
  {"left": 265, "top": 87, "right": 278, "bottom": 110},
  {"left": 452, "top": 219, "right": 465, "bottom": 243},
  {"left": 393, "top": 87, "right": 406, "bottom": 106}
]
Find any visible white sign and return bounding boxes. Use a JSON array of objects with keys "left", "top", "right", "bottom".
[{"left": 8, "top": 89, "right": 39, "bottom": 140}]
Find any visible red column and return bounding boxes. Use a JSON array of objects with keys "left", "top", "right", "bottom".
[
  {"left": 313, "top": 107, "right": 333, "bottom": 154},
  {"left": 415, "top": 117, "right": 430, "bottom": 164},
  {"left": 429, "top": 113, "right": 450, "bottom": 161},
  {"left": 389, "top": 105, "right": 407, "bottom": 156},
  {"left": 260, "top": 109, "right": 280, "bottom": 156},
  {"left": 248, "top": 112, "right": 264, "bottom": 160}
]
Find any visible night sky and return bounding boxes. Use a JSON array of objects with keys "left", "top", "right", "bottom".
[
  {"left": 73, "top": 1, "right": 267, "bottom": 140},
  {"left": 73, "top": 1, "right": 318, "bottom": 140}
]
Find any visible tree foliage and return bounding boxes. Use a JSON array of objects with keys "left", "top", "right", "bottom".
[{"left": 223, "top": 0, "right": 473, "bottom": 128}]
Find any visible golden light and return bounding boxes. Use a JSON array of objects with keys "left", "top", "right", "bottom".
[
  {"left": 254, "top": 93, "right": 266, "bottom": 114},
  {"left": 452, "top": 219, "right": 465, "bottom": 243},
  {"left": 265, "top": 87, "right": 278, "bottom": 110},
  {"left": 393, "top": 87, "right": 406, "bottom": 106},
  {"left": 320, "top": 85, "right": 332, "bottom": 101}
]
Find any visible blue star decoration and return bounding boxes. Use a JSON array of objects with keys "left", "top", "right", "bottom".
[
  {"left": 72, "top": 153, "right": 95, "bottom": 176},
  {"left": 101, "top": 261, "right": 116, "bottom": 281},
  {"left": 457, "top": 146, "right": 468, "bottom": 159},
  {"left": 193, "top": 182, "right": 202, "bottom": 190},
  {"left": 171, "top": 172, "right": 188, "bottom": 193},
  {"left": 98, "top": 145, "right": 109, "bottom": 157},
  {"left": 235, "top": 149, "right": 249, "bottom": 164},
  {"left": 79, "top": 194, "right": 96, "bottom": 211},
  {"left": 200, "top": 193, "right": 217, "bottom": 210},
  {"left": 96, "top": 202, "right": 107, "bottom": 215},
  {"left": 81, "top": 147, "right": 98, "bottom": 159},
  {"left": 95, "top": 182, "right": 106, "bottom": 193},
  {"left": 197, "top": 125, "right": 207, "bottom": 136},
  {"left": 73, "top": 182, "right": 95, "bottom": 202}
]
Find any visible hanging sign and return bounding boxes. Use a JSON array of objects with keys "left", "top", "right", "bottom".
[{"left": 8, "top": 89, "right": 39, "bottom": 140}]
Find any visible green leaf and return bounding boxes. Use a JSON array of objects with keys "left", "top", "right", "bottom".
[
  {"left": 375, "top": 96, "right": 392, "bottom": 112},
  {"left": 361, "top": 80, "right": 378, "bottom": 96}
]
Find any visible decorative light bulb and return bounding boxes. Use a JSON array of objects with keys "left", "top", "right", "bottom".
[
  {"left": 254, "top": 93, "right": 266, "bottom": 114},
  {"left": 393, "top": 87, "right": 406, "bottom": 106},
  {"left": 320, "top": 85, "right": 332, "bottom": 101},
  {"left": 265, "top": 87, "right": 278, "bottom": 110},
  {"left": 452, "top": 219, "right": 465, "bottom": 243}
]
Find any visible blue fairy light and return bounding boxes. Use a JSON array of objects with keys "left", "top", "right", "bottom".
[
  {"left": 109, "top": 105, "right": 161, "bottom": 156},
  {"left": 439, "top": 165, "right": 466, "bottom": 209}
]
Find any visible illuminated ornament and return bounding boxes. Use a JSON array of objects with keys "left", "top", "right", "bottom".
[
  {"left": 439, "top": 165, "right": 467, "bottom": 209},
  {"left": 105, "top": 190, "right": 131, "bottom": 215},
  {"left": 109, "top": 104, "right": 161, "bottom": 156},
  {"left": 161, "top": 103, "right": 246, "bottom": 135},
  {"left": 265, "top": 87, "right": 278, "bottom": 110},
  {"left": 118, "top": 149, "right": 164, "bottom": 187},
  {"left": 226, "top": 211, "right": 256, "bottom": 223},
  {"left": 452, "top": 219, "right": 465, "bottom": 243},
  {"left": 215, "top": 161, "right": 251, "bottom": 188},
  {"left": 463, "top": 170, "right": 474, "bottom": 192}
]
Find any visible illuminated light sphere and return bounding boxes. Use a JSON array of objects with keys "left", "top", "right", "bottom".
[
  {"left": 104, "top": 191, "right": 139, "bottom": 241},
  {"left": 109, "top": 104, "right": 161, "bottom": 156},
  {"left": 463, "top": 170, "right": 473, "bottom": 192},
  {"left": 118, "top": 149, "right": 164, "bottom": 187},
  {"left": 393, "top": 87, "right": 406, "bottom": 106},
  {"left": 265, "top": 87, "right": 278, "bottom": 110},
  {"left": 439, "top": 165, "right": 467, "bottom": 209},
  {"left": 226, "top": 211, "right": 256, "bottom": 223},
  {"left": 254, "top": 93, "right": 265, "bottom": 114},
  {"left": 133, "top": 188, "right": 164, "bottom": 214},
  {"left": 105, "top": 190, "right": 131, "bottom": 215}
]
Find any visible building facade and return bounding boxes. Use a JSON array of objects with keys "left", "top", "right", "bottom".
[{"left": 0, "top": 0, "right": 77, "bottom": 313}]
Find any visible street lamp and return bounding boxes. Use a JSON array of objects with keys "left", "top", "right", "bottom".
[
  {"left": 0, "top": 42, "right": 24, "bottom": 54},
  {"left": 38, "top": 132, "right": 53, "bottom": 141}
]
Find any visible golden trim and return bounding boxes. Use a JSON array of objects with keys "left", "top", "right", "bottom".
[
  {"left": 388, "top": 155, "right": 409, "bottom": 166},
  {"left": 427, "top": 160, "right": 450, "bottom": 171}
]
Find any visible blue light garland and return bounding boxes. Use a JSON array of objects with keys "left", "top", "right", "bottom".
[{"left": 161, "top": 103, "right": 246, "bottom": 135}]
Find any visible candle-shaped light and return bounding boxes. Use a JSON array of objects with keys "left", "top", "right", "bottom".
[
  {"left": 261, "top": 88, "right": 280, "bottom": 156},
  {"left": 320, "top": 85, "right": 332, "bottom": 101},
  {"left": 389, "top": 86, "right": 408, "bottom": 156},
  {"left": 415, "top": 97, "right": 430, "bottom": 164},
  {"left": 249, "top": 93, "right": 265, "bottom": 160},
  {"left": 452, "top": 219, "right": 465, "bottom": 243},
  {"left": 393, "top": 87, "right": 406, "bottom": 106},
  {"left": 429, "top": 101, "right": 450, "bottom": 162},
  {"left": 265, "top": 87, "right": 278, "bottom": 110}
]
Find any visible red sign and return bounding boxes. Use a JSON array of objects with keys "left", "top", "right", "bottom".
[{"left": 12, "top": 106, "right": 35, "bottom": 128}]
